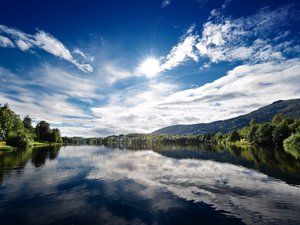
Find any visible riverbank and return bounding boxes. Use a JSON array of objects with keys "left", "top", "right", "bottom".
[
  {"left": 0, "top": 141, "right": 14, "bottom": 151},
  {"left": 0, "top": 141, "right": 62, "bottom": 152}
]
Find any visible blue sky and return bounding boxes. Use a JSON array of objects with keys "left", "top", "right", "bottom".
[{"left": 0, "top": 0, "right": 300, "bottom": 137}]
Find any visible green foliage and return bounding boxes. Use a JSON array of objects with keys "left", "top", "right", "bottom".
[
  {"left": 249, "top": 118, "right": 256, "bottom": 127},
  {"left": 212, "top": 132, "right": 223, "bottom": 143},
  {"left": 247, "top": 124, "right": 257, "bottom": 144},
  {"left": 35, "top": 121, "right": 51, "bottom": 141},
  {"left": 227, "top": 130, "right": 240, "bottom": 142},
  {"left": 283, "top": 133, "right": 300, "bottom": 158},
  {"left": 0, "top": 103, "right": 62, "bottom": 148},
  {"left": 238, "top": 127, "right": 249, "bottom": 139},
  {"left": 255, "top": 123, "right": 275, "bottom": 145},
  {"left": 23, "top": 115, "right": 33, "bottom": 130},
  {"left": 272, "top": 114, "right": 287, "bottom": 125},
  {"left": 0, "top": 104, "right": 25, "bottom": 140},
  {"left": 6, "top": 131, "right": 32, "bottom": 148},
  {"left": 289, "top": 118, "right": 300, "bottom": 133},
  {"left": 49, "top": 129, "right": 63, "bottom": 143},
  {"left": 272, "top": 121, "right": 291, "bottom": 145},
  {"left": 62, "top": 136, "right": 103, "bottom": 145}
]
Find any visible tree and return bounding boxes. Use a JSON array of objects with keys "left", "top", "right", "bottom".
[
  {"left": 23, "top": 115, "right": 33, "bottom": 130},
  {"left": 6, "top": 131, "right": 31, "bottom": 148},
  {"left": 227, "top": 130, "right": 240, "bottom": 142},
  {"left": 0, "top": 104, "right": 24, "bottom": 139},
  {"left": 249, "top": 118, "right": 256, "bottom": 127},
  {"left": 50, "top": 128, "right": 62, "bottom": 143},
  {"left": 272, "top": 114, "right": 287, "bottom": 125},
  {"left": 272, "top": 121, "right": 291, "bottom": 145},
  {"left": 283, "top": 133, "right": 300, "bottom": 159},
  {"left": 35, "top": 121, "right": 51, "bottom": 141},
  {"left": 212, "top": 132, "right": 223, "bottom": 143},
  {"left": 255, "top": 123, "right": 275, "bottom": 145}
]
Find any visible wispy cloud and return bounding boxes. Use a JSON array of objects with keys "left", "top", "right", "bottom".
[
  {"left": 73, "top": 48, "right": 95, "bottom": 62},
  {"left": 162, "top": 0, "right": 171, "bottom": 8},
  {"left": 1, "top": 58, "right": 299, "bottom": 136},
  {"left": 0, "top": 35, "right": 14, "bottom": 47},
  {"left": 195, "top": 5, "right": 299, "bottom": 64},
  {"left": 160, "top": 25, "right": 199, "bottom": 71},
  {"left": 92, "top": 58, "right": 300, "bottom": 135},
  {"left": 0, "top": 65, "right": 95, "bottom": 131},
  {"left": 0, "top": 25, "right": 93, "bottom": 73},
  {"left": 154, "top": 5, "right": 300, "bottom": 73}
]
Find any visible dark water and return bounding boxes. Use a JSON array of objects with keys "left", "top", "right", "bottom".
[{"left": 0, "top": 144, "right": 300, "bottom": 225}]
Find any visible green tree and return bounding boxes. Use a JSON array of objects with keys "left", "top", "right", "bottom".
[
  {"left": 238, "top": 127, "right": 249, "bottom": 139},
  {"left": 212, "top": 132, "right": 223, "bottom": 143},
  {"left": 50, "top": 128, "right": 62, "bottom": 143},
  {"left": 283, "top": 133, "right": 300, "bottom": 158},
  {"left": 272, "top": 121, "right": 291, "bottom": 145},
  {"left": 0, "top": 104, "right": 24, "bottom": 140},
  {"left": 255, "top": 123, "right": 275, "bottom": 145},
  {"left": 227, "top": 130, "right": 240, "bottom": 142},
  {"left": 23, "top": 115, "right": 33, "bottom": 130},
  {"left": 272, "top": 114, "right": 287, "bottom": 125},
  {"left": 35, "top": 121, "right": 51, "bottom": 142},
  {"left": 6, "top": 131, "right": 31, "bottom": 148},
  {"left": 248, "top": 125, "right": 257, "bottom": 144}
]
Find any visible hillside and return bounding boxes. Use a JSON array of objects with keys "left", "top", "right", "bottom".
[{"left": 153, "top": 98, "right": 300, "bottom": 135}]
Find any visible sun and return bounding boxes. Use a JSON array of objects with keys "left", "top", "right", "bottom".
[{"left": 138, "top": 57, "right": 161, "bottom": 77}]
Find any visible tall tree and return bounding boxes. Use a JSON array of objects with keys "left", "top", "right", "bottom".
[
  {"left": 35, "top": 121, "right": 51, "bottom": 141},
  {"left": 23, "top": 115, "right": 33, "bottom": 130},
  {"left": 0, "top": 104, "right": 24, "bottom": 140}
]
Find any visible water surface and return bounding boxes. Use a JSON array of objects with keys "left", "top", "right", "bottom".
[{"left": 0, "top": 145, "right": 300, "bottom": 225}]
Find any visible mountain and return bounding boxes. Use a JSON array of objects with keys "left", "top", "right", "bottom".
[{"left": 153, "top": 98, "right": 300, "bottom": 135}]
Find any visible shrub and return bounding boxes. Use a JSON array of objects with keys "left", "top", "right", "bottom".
[
  {"left": 6, "top": 131, "right": 32, "bottom": 148},
  {"left": 283, "top": 133, "right": 300, "bottom": 159}
]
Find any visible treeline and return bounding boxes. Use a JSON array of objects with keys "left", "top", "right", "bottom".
[
  {"left": 99, "top": 114, "right": 300, "bottom": 158},
  {"left": 62, "top": 136, "right": 103, "bottom": 145},
  {"left": 0, "top": 104, "right": 62, "bottom": 148}
]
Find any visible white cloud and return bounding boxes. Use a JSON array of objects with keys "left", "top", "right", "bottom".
[
  {"left": 73, "top": 48, "right": 95, "bottom": 62},
  {"left": 101, "top": 64, "right": 133, "bottom": 85},
  {"left": 160, "top": 34, "right": 199, "bottom": 71},
  {"left": 0, "top": 35, "right": 14, "bottom": 47},
  {"left": 1, "top": 57, "right": 299, "bottom": 137},
  {"left": 91, "top": 58, "right": 300, "bottom": 135},
  {"left": 195, "top": 5, "right": 298, "bottom": 64},
  {"left": 16, "top": 39, "right": 32, "bottom": 51},
  {"left": 155, "top": 5, "right": 299, "bottom": 73},
  {"left": 0, "top": 65, "right": 95, "bottom": 133},
  {"left": 162, "top": 0, "right": 171, "bottom": 8},
  {"left": 0, "top": 25, "right": 93, "bottom": 73},
  {"left": 34, "top": 31, "right": 73, "bottom": 61}
]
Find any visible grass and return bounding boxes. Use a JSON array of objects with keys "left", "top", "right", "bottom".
[
  {"left": 0, "top": 141, "right": 61, "bottom": 152},
  {"left": 0, "top": 141, "right": 15, "bottom": 151}
]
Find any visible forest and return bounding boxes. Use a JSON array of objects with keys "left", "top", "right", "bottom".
[{"left": 0, "top": 104, "right": 62, "bottom": 148}]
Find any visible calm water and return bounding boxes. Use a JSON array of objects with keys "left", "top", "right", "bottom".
[{"left": 0, "top": 144, "right": 300, "bottom": 225}]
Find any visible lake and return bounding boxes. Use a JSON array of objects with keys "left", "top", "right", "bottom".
[{"left": 0, "top": 144, "right": 300, "bottom": 225}]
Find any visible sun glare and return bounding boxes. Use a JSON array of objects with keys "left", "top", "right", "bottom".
[{"left": 139, "top": 57, "right": 161, "bottom": 77}]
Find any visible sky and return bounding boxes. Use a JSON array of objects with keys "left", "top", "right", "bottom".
[{"left": 0, "top": 0, "right": 300, "bottom": 137}]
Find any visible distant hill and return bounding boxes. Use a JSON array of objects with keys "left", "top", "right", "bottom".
[{"left": 153, "top": 99, "right": 300, "bottom": 135}]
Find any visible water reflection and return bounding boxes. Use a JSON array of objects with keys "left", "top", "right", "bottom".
[
  {"left": 0, "top": 145, "right": 299, "bottom": 225},
  {"left": 0, "top": 146, "right": 60, "bottom": 183},
  {"left": 107, "top": 142, "right": 300, "bottom": 184}
]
